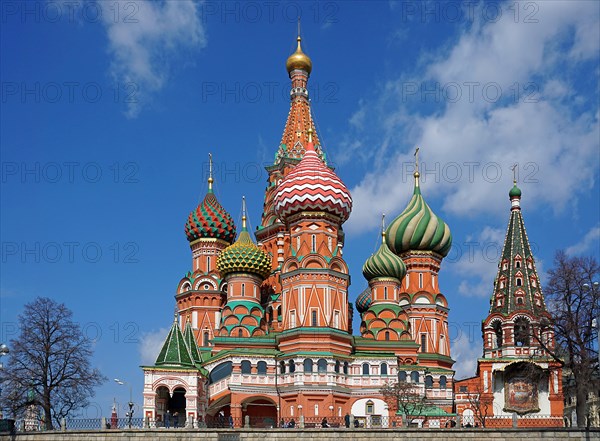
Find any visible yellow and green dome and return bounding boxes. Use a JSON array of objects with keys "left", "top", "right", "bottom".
[
  {"left": 386, "top": 172, "right": 452, "bottom": 257},
  {"left": 217, "top": 218, "right": 271, "bottom": 279},
  {"left": 363, "top": 233, "right": 406, "bottom": 281}
]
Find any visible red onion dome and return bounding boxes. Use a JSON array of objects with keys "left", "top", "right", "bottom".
[
  {"left": 185, "top": 188, "right": 236, "bottom": 244},
  {"left": 274, "top": 129, "right": 352, "bottom": 222}
]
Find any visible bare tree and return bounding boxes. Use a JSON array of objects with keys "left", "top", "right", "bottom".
[
  {"left": 538, "top": 251, "right": 599, "bottom": 427},
  {"left": 0, "top": 297, "right": 106, "bottom": 430},
  {"left": 464, "top": 383, "right": 492, "bottom": 427},
  {"left": 380, "top": 380, "right": 428, "bottom": 426}
]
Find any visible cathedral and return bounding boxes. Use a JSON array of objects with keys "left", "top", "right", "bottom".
[{"left": 141, "top": 34, "right": 563, "bottom": 428}]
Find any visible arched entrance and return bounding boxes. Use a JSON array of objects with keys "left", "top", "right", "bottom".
[
  {"left": 242, "top": 397, "right": 277, "bottom": 428},
  {"left": 155, "top": 386, "right": 170, "bottom": 424},
  {"left": 171, "top": 387, "right": 187, "bottom": 427}
]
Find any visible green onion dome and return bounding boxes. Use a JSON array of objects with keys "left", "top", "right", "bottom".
[
  {"left": 509, "top": 182, "right": 522, "bottom": 198},
  {"left": 185, "top": 170, "right": 236, "bottom": 243},
  {"left": 386, "top": 172, "right": 452, "bottom": 257},
  {"left": 355, "top": 287, "right": 372, "bottom": 314},
  {"left": 216, "top": 217, "right": 271, "bottom": 279},
  {"left": 362, "top": 233, "right": 406, "bottom": 281}
]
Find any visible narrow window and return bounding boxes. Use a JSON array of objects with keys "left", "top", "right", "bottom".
[
  {"left": 290, "top": 310, "right": 296, "bottom": 328},
  {"left": 304, "top": 359, "right": 313, "bottom": 373},
  {"left": 314, "top": 404, "right": 318, "bottom": 416},
  {"left": 419, "top": 273, "right": 423, "bottom": 288},
  {"left": 398, "top": 371, "right": 407, "bottom": 382},
  {"left": 366, "top": 400, "right": 374, "bottom": 415},
  {"left": 516, "top": 278, "right": 522, "bottom": 286},
  {"left": 381, "top": 363, "right": 388, "bottom": 375},
  {"left": 289, "top": 359, "right": 296, "bottom": 373},
  {"left": 420, "top": 334, "right": 427, "bottom": 352},
  {"left": 385, "top": 331, "right": 390, "bottom": 341},
  {"left": 317, "top": 359, "right": 327, "bottom": 373},
  {"left": 362, "top": 363, "right": 370, "bottom": 375},
  {"left": 439, "top": 376, "right": 447, "bottom": 389},
  {"left": 333, "top": 311, "right": 340, "bottom": 328},
  {"left": 311, "top": 235, "right": 316, "bottom": 253},
  {"left": 203, "top": 331, "right": 209, "bottom": 346},
  {"left": 257, "top": 361, "right": 267, "bottom": 375},
  {"left": 279, "top": 361, "right": 286, "bottom": 374},
  {"left": 241, "top": 283, "right": 245, "bottom": 296},
  {"left": 311, "top": 310, "right": 317, "bottom": 327},
  {"left": 425, "top": 375, "right": 434, "bottom": 389},
  {"left": 384, "top": 286, "right": 388, "bottom": 300},
  {"left": 238, "top": 329, "right": 243, "bottom": 338},
  {"left": 328, "top": 236, "right": 332, "bottom": 251},
  {"left": 241, "top": 360, "right": 251, "bottom": 374},
  {"left": 411, "top": 371, "right": 419, "bottom": 383},
  {"left": 334, "top": 360, "right": 340, "bottom": 373},
  {"left": 207, "top": 256, "right": 211, "bottom": 270},
  {"left": 290, "top": 406, "right": 294, "bottom": 416},
  {"left": 432, "top": 274, "right": 436, "bottom": 289},
  {"left": 516, "top": 261, "right": 521, "bottom": 268},
  {"left": 296, "top": 236, "right": 300, "bottom": 250},
  {"left": 343, "top": 362, "right": 349, "bottom": 375}
]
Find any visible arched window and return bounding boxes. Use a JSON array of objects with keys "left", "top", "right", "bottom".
[
  {"left": 516, "top": 278, "right": 522, "bottom": 286},
  {"left": 289, "top": 359, "right": 296, "bottom": 373},
  {"left": 439, "top": 375, "right": 447, "bottom": 389},
  {"left": 515, "top": 317, "right": 530, "bottom": 346},
  {"left": 410, "top": 371, "right": 420, "bottom": 383},
  {"left": 238, "top": 329, "right": 243, "bottom": 338},
  {"left": 381, "top": 363, "right": 388, "bottom": 375},
  {"left": 209, "top": 361, "right": 232, "bottom": 384},
  {"left": 343, "top": 362, "right": 349, "bottom": 375},
  {"left": 419, "top": 273, "right": 423, "bottom": 288},
  {"left": 257, "top": 361, "right": 267, "bottom": 375},
  {"left": 398, "top": 371, "right": 407, "bottom": 382},
  {"left": 365, "top": 400, "right": 374, "bottom": 415},
  {"left": 303, "top": 358, "right": 313, "bottom": 373},
  {"left": 317, "top": 359, "right": 327, "bottom": 373},
  {"left": 362, "top": 363, "right": 370, "bottom": 375},
  {"left": 516, "top": 260, "right": 521, "bottom": 268},
  {"left": 425, "top": 375, "right": 434, "bottom": 389},
  {"left": 203, "top": 331, "right": 210, "bottom": 346},
  {"left": 311, "top": 235, "right": 316, "bottom": 253},
  {"left": 384, "top": 286, "right": 388, "bottom": 300},
  {"left": 240, "top": 360, "right": 251, "bottom": 375},
  {"left": 334, "top": 360, "right": 340, "bottom": 373},
  {"left": 279, "top": 361, "right": 286, "bottom": 374},
  {"left": 492, "top": 321, "right": 503, "bottom": 348},
  {"left": 207, "top": 256, "right": 211, "bottom": 270},
  {"left": 385, "top": 331, "right": 390, "bottom": 341},
  {"left": 241, "top": 283, "right": 245, "bottom": 296}
]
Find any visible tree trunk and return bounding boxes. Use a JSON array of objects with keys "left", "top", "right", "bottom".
[
  {"left": 43, "top": 403, "right": 53, "bottom": 431},
  {"left": 575, "top": 386, "right": 587, "bottom": 428}
]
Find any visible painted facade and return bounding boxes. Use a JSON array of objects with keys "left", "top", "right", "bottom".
[{"left": 142, "top": 34, "right": 562, "bottom": 429}]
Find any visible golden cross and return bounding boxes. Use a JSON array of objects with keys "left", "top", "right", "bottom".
[
  {"left": 414, "top": 147, "right": 420, "bottom": 173},
  {"left": 511, "top": 163, "right": 518, "bottom": 183}
]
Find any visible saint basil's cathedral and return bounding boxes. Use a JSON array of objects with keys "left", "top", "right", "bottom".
[{"left": 142, "top": 35, "right": 564, "bottom": 428}]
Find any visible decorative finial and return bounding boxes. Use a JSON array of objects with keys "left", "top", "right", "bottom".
[
  {"left": 173, "top": 307, "right": 178, "bottom": 323},
  {"left": 381, "top": 213, "right": 386, "bottom": 243},
  {"left": 242, "top": 196, "right": 247, "bottom": 229},
  {"left": 208, "top": 153, "right": 214, "bottom": 191},
  {"left": 414, "top": 147, "right": 420, "bottom": 187},
  {"left": 297, "top": 16, "right": 301, "bottom": 40},
  {"left": 307, "top": 126, "right": 313, "bottom": 143},
  {"left": 511, "top": 163, "right": 518, "bottom": 185}
]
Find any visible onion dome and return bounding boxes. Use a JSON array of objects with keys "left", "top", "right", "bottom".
[
  {"left": 386, "top": 155, "right": 452, "bottom": 257},
  {"left": 509, "top": 182, "right": 522, "bottom": 198},
  {"left": 356, "top": 287, "right": 372, "bottom": 314},
  {"left": 363, "top": 228, "right": 406, "bottom": 281},
  {"left": 185, "top": 154, "right": 236, "bottom": 243},
  {"left": 286, "top": 36, "right": 312, "bottom": 75},
  {"left": 274, "top": 127, "right": 352, "bottom": 222},
  {"left": 216, "top": 199, "right": 271, "bottom": 279}
]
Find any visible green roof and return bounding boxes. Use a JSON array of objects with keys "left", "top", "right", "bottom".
[
  {"left": 155, "top": 319, "right": 194, "bottom": 368},
  {"left": 183, "top": 321, "right": 202, "bottom": 365},
  {"left": 399, "top": 404, "right": 455, "bottom": 417}
]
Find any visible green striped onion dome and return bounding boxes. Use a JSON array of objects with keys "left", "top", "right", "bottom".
[
  {"left": 216, "top": 224, "right": 271, "bottom": 279},
  {"left": 355, "top": 287, "right": 372, "bottom": 314},
  {"left": 185, "top": 189, "right": 236, "bottom": 243},
  {"left": 362, "top": 238, "right": 406, "bottom": 281},
  {"left": 386, "top": 180, "right": 452, "bottom": 257}
]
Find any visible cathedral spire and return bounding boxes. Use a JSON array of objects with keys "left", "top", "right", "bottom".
[
  {"left": 489, "top": 183, "right": 546, "bottom": 316},
  {"left": 208, "top": 152, "right": 214, "bottom": 192}
]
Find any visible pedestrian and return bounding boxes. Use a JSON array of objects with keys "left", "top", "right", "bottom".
[
  {"left": 173, "top": 411, "right": 179, "bottom": 428},
  {"left": 289, "top": 418, "right": 295, "bottom": 428},
  {"left": 321, "top": 417, "right": 329, "bottom": 428},
  {"left": 280, "top": 418, "right": 285, "bottom": 428},
  {"left": 229, "top": 414, "right": 234, "bottom": 428},
  {"left": 344, "top": 413, "right": 350, "bottom": 428},
  {"left": 165, "top": 410, "right": 171, "bottom": 429}
]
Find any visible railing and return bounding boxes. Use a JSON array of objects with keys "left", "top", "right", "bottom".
[{"left": 1, "top": 414, "right": 566, "bottom": 433}]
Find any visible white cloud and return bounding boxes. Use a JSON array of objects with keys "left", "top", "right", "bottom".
[
  {"left": 565, "top": 225, "right": 600, "bottom": 256},
  {"left": 450, "top": 331, "right": 482, "bottom": 380},
  {"left": 102, "top": 1, "right": 206, "bottom": 118},
  {"left": 139, "top": 327, "right": 169, "bottom": 365},
  {"left": 344, "top": 1, "right": 599, "bottom": 235},
  {"left": 447, "top": 226, "right": 505, "bottom": 297}
]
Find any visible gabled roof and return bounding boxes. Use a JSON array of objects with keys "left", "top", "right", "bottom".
[{"left": 183, "top": 320, "right": 202, "bottom": 365}]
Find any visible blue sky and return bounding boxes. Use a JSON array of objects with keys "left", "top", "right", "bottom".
[{"left": 1, "top": 0, "right": 598, "bottom": 419}]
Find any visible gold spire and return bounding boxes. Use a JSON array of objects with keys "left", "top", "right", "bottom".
[
  {"left": 208, "top": 153, "right": 214, "bottom": 191},
  {"left": 414, "top": 147, "right": 420, "bottom": 187},
  {"left": 307, "top": 126, "right": 313, "bottom": 143},
  {"left": 511, "top": 163, "right": 518, "bottom": 185},
  {"left": 242, "top": 196, "right": 247, "bottom": 229},
  {"left": 381, "top": 213, "right": 386, "bottom": 243},
  {"left": 286, "top": 27, "right": 312, "bottom": 75}
]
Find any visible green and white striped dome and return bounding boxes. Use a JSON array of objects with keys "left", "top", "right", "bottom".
[{"left": 363, "top": 234, "right": 406, "bottom": 281}]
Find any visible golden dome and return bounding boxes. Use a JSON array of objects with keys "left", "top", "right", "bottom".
[{"left": 286, "top": 36, "right": 312, "bottom": 75}]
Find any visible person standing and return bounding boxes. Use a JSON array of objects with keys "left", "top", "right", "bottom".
[{"left": 165, "top": 410, "right": 171, "bottom": 429}]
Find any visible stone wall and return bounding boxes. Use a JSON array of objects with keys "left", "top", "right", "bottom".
[{"left": 2, "top": 428, "right": 599, "bottom": 441}]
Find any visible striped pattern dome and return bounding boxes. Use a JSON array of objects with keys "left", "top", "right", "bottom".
[
  {"left": 356, "top": 287, "right": 372, "bottom": 314},
  {"left": 386, "top": 182, "right": 452, "bottom": 257},
  {"left": 216, "top": 227, "right": 271, "bottom": 279},
  {"left": 274, "top": 143, "right": 352, "bottom": 222},
  {"left": 185, "top": 190, "right": 236, "bottom": 243},
  {"left": 363, "top": 239, "right": 406, "bottom": 281}
]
